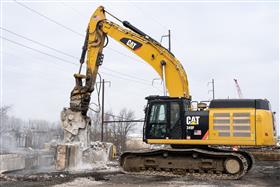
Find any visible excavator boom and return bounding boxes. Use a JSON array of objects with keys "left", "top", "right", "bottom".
[{"left": 70, "top": 6, "right": 190, "bottom": 116}]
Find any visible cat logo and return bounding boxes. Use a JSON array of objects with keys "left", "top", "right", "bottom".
[
  {"left": 126, "top": 40, "right": 137, "bottom": 49},
  {"left": 186, "top": 116, "right": 200, "bottom": 125},
  {"left": 120, "top": 38, "right": 142, "bottom": 50}
]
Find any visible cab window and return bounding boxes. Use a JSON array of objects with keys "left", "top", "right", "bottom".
[
  {"left": 149, "top": 103, "right": 167, "bottom": 123},
  {"left": 147, "top": 103, "right": 167, "bottom": 139},
  {"left": 170, "top": 102, "right": 180, "bottom": 129}
]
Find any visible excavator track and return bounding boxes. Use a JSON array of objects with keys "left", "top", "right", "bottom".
[{"left": 120, "top": 148, "right": 253, "bottom": 180}]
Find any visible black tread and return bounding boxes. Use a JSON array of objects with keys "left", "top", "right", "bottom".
[{"left": 120, "top": 148, "right": 251, "bottom": 179}]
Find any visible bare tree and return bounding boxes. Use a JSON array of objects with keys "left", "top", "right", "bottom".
[
  {"left": 89, "top": 110, "right": 115, "bottom": 142},
  {"left": 112, "top": 108, "right": 136, "bottom": 153},
  {"left": 0, "top": 105, "right": 11, "bottom": 118},
  {"left": 0, "top": 105, "right": 64, "bottom": 150},
  {"left": 88, "top": 108, "right": 137, "bottom": 153},
  {"left": 89, "top": 111, "right": 101, "bottom": 141},
  {"left": 0, "top": 105, "right": 12, "bottom": 133}
]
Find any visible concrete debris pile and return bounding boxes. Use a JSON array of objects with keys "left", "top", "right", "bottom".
[
  {"left": 83, "top": 141, "right": 115, "bottom": 163},
  {"left": 55, "top": 142, "right": 115, "bottom": 171},
  {"left": 0, "top": 109, "right": 116, "bottom": 175},
  {"left": 56, "top": 109, "right": 116, "bottom": 171}
]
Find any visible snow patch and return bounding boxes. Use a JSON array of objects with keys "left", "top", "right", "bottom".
[{"left": 52, "top": 177, "right": 104, "bottom": 187}]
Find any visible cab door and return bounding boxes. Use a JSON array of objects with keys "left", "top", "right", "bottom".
[
  {"left": 145, "top": 102, "right": 168, "bottom": 139},
  {"left": 169, "top": 102, "right": 183, "bottom": 139}
]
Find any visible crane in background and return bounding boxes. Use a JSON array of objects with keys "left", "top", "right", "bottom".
[{"left": 234, "top": 79, "right": 243, "bottom": 99}]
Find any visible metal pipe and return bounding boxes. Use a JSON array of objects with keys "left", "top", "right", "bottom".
[{"left": 161, "top": 61, "right": 167, "bottom": 96}]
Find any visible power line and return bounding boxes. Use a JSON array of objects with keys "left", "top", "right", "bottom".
[
  {"left": 105, "top": 46, "right": 142, "bottom": 63},
  {"left": 14, "top": 1, "right": 152, "bottom": 81},
  {"left": 59, "top": 2, "right": 86, "bottom": 19},
  {"left": 2, "top": 41, "right": 150, "bottom": 121},
  {"left": 0, "top": 50, "right": 75, "bottom": 76},
  {"left": 2, "top": 50, "right": 144, "bottom": 121},
  {"left": 13, "top": 2, "right": 146, "bottom": 69},
  {"left": 14, "top": 0, "right": 85, "bottom": 37},
  {"left": 1, "top": 36, "right": 78, "bottom": 66},
  {"left": 1, "top": 27, "right": 79, "bottom": 60},
  {"left": 2, "top": 37, "right": 158, "bottom": 89},
  {"left": 100, "top": 71, "right": 154, "bottom": 87},
  {"left": 103, "top": 112, "right": 143, "bottom": 122},
  {"left": 15, "top": 0, "right": 139, "bottom": 62},
  {"left": 92, "top": 109, "right": 143, "bottom": 122},
  {"left": 102, "top": 66, "right": 150, "bottom": 83},
  {"left": 2, "top": 26, "right": 149, "bottom": 83},
  {"left": 3, "top": 35, "right": 164, "bottom": 95},
  {"left": 103, "top": 120, "right": 144, "bottom": 123},
  {"left": 130, "top": 4, "right": 168, "bottom": 31},
  {"left": 57, "top": 2, "right": 148, "bottom": 65},
  {"left": 101, "top": 71, "right": 163, "bottom": 92},
  {"left": 1, "top": 28, "right": 152, "bottom": 84},
  {"left": 4, "top": 1, "right": 164, "bottom": 89},
  {"left": 2, "top": 48, "right": 146, "bottom": 120}
]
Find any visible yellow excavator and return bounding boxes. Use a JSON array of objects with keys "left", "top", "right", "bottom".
[{"left": 65, "top": 6, "right": 277, "bottom": 179}]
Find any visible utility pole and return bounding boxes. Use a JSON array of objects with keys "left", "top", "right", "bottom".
[
  {"left": 212, "top": 79, "right": 215, "bottom": 99},
  {"left": 98, "top": 79, "right": 111, "bottom": 142},
  {"left": 168, "top": 30, "right": 171, "bottom": 52},
  {"left": 161, "top": 30, "right": 171, "bottom": 52},
  {"left": 208, "top": 78, "right": 215, "bottom": 100},
  {"left": 101, "top": 79, "right": 105, "bottom": 142}
]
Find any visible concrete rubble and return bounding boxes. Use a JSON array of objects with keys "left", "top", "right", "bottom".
[
  {"left": 56, "top": 108, "right": 116, "bottom": 171},
  {"left": 55, "top": 141, "right": 115, "bottom": 171},
  {"left": 0, "top": 108, "right": 116, "bottom": 175}
]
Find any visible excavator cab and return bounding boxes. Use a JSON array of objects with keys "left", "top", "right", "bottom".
[
  {"left": 143, "top": 96, "right": 191, "bottom": 141},
  {"left": 143, "top": 97, "right": 276, "bottom": 147}
]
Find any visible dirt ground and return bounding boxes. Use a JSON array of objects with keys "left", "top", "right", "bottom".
[{"left": 0, "top": 160, "right": 279, "bottom": 187}]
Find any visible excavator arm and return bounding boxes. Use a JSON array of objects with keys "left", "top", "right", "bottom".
[
  {"left": 61, "top": 6, "right": 190, "bottom": 145},
  {"left": 69, "top": 7, "right": 106, "bottom": 115},
  {"left": 70, "top": 6, "right": 190, "bottom": 116}
]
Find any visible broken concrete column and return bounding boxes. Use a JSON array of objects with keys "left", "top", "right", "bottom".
[
  {"left": 55, "top": 144, "right": 67, "bottom": 171},
  {"left": 55, "top": 144, "right": 80, "bottom": 171},
  {"left": 61, "top": 108, "right": 91, "bottom": 147}
]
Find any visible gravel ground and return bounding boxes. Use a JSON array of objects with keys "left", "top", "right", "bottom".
[{"left": 0, "top": 161, "right": 279, "bottom": 187}]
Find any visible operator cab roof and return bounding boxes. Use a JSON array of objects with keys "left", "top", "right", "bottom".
[{"left": 145, "top": 95, "right": 189, "bottom": 101}]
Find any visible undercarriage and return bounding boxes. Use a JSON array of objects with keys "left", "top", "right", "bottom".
[{"left": 120, "top": 147, "right": 254, "bottom": 179}]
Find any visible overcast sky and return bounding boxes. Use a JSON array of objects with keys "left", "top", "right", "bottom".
[{"left": 1, "top": 0, "right": 279, "bottom": 135}]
